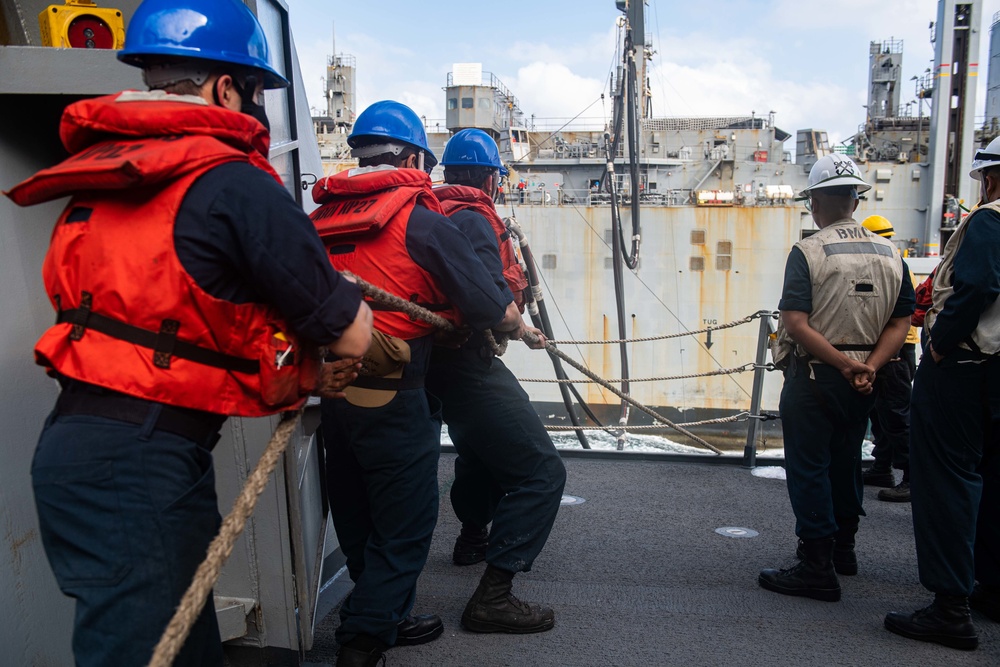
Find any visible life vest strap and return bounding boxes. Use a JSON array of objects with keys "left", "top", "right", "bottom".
[
  {"left": 365, "top": 298, "right": 450, "bottom": 312},
  {"left": 57, "top": 306, "right": 260, "bottom": 374}
]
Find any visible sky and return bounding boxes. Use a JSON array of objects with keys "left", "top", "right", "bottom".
[{"left": 287, "top": 0, "right": 1000, "bottom": 147}]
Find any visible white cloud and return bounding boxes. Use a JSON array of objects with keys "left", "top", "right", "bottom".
[
  {"left": 646, "top": 32, "right": 863, "bottom": 144},
  {"left": 506, "top": 62, "right": 608, "bottom": 122}
]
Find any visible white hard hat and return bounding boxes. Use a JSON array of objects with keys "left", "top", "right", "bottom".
[
  {"left": 970, "top": 136, "right": 1000, "bottom": 180},
  {"left": 797, "top": 154, "right": 871, "bottom": 198}
]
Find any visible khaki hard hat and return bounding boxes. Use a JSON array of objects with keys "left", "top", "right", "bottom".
[
  {"left": 862, "top": 215, "right": 895, "bottom": 237},
  {"left": 343, "top": 331, "right": 410, "bottom": 408}
]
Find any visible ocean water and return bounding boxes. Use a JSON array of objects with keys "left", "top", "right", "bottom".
[{"left": 441, "top": 426, "right": 877, "bottom": 464}]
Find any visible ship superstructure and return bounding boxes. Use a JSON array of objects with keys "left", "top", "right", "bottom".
[
  {"left": 409, "top": 1, "right": 980, "bottom": 444},
  {"left": 310, "top": 2, "right": 985, "bottom": 447}
]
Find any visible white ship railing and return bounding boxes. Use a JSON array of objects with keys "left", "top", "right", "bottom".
[{"left": 517, "top": 311, "right": 781, "bottom": 466}]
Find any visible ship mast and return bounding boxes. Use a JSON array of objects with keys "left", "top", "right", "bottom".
[
  {"left": 925, "top": 0, "right": 982, "bottom": 255},
  {"left": 607, "top": 0, "right": 650, "bottom": 448}
]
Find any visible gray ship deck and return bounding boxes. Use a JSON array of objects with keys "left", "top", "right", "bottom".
[{"left": 303, "top": 453, "right": 999, "bottom": 666}]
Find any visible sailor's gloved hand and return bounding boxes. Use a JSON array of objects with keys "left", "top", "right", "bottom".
[{"left": 314, "top": 357, "right": 362, "bottom": 399}]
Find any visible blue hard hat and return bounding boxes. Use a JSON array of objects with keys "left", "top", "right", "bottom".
[
  {"left": 441, "top": 129, "right": 508, "bottom": 176},
  {"left": 348, "top": 101, "right": 438, "bottom": 169},
  {"left": 118, "top": 0, "right": 289, "bottom": 89}
]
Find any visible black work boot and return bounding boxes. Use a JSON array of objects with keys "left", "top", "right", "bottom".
[
  {"left": 795, "top": 521, "right": 858, "bottom": 576},
  {"left": 760, "top": 537, "right": 841, "bottom": 602},
  {"left": 878, "top": 469, "right": 911, "bottom": 502},
  {"left": 863, "top": 465, "right": 895, "bottom": 488},
  {"left": 395, "top": 613, "right": 444, "bottom": 646},
  {"left": 884, "top": 594, "right": 978, "bottom": 650},
  {"left": 461, "top": 564, "right": 555, "bottom": 633},
  {"left": 336, "top": 634, "right": 387, "bottom": 667},
  {"left": 452, "top": 524, "right": 489, "bottom": 566}
]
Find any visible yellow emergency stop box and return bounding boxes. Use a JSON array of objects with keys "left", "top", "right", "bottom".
[{"left": 39, "top": 0, "right": 125, "bottom": 50}]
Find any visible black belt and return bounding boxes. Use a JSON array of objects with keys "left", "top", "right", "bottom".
[
  {"left": 351, "top": 375, "right": 424, "bottom": 391},
  {"left": 55, "top": 387, "right": 226, "bottom": 449}
]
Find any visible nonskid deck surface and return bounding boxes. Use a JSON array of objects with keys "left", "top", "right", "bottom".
[{"left": 305, "top": 455, "right": 999, "bottom": 666}]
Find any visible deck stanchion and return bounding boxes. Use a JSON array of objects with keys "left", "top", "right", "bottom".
[{"left": 743, "top": 311, "right": 776, "bottom": 468}]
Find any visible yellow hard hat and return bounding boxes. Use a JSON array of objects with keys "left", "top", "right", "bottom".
[{"left": 862, "top": 214, "right": 895, "bottom": 237}]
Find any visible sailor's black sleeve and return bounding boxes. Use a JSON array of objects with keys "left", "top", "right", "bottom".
[
  {"left": 777, "top": 246, "right": 812, "bottom": 312},
  {"left": 890, "top": 258, "right": 916, "bottom": 319},
  {"left": 447, "top": 208, "right": 516, "bottom": 304},
  {"left": 405, "top": 205, "right": 510, "bottom": 330},
  {"left": 174, "top": 161, "right": 362, "bottom": 345}
]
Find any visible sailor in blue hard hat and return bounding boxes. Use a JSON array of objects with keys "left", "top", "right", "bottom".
[
  {"left": 118, "top": 0, "right": 289, "bottom": 130},
  {"left": 348, "top": 100, "right": 439, "bottom": 173},
  {"left": 429, "top": 128, "right": 563, "bottom": 635},
  {"left": 15, "top": 1, "right": 373, "bottom": 665},
  {"left": 311, "top": 102, "right": 525, "bottom": 664}
]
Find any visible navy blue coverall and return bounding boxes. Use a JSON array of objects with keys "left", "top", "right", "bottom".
[
  {"left": 321, "top": 204, "right": 512, "bottom": 647},
  {"left": 911, "top": 208, "right": 1000, "bottom": 598},
  {"left": 31, "top": 162, "right": 362, "bottom": 667},
  {"left": 777, "top": 246, "right": 914, "bottom": 539},
  {"left": 426, "top": 207, "right": 566, "bottom": 575}
]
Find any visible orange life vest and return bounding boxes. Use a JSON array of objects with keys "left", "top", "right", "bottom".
[
  {"left": 5, "top": 92, "right": 318, "bottom": 416},
  {"left": 433, "top": 184, "right": 529, "bottom": 312},
  {"left": 311, "top": 166, "right": 457, "bottom": 339}
]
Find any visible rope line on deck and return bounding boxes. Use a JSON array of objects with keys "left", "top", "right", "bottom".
[
  {"left": 545, "top": 312, "right": 764, "bottom": 345},
  {"left": 350, "top": 276, "right": 723, "bottom": 454},
  {"left": 148, "top": 412, "right": 301, "bottom": 667}
]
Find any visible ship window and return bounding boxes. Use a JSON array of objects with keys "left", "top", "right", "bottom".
[
  {"left": 691, "top": 229, "right": 706, "bottom": 245},
  {"left": 690, "top": 257, "right": 705, "bottom": 271},
  {"left": 717, "top": 240, "right": 732, "bottom": 271},
  {"left": 462, "top": 97, "right": 474, "bottom": 109},
  {"left": 542, "top": 254, "right": 557, "bottom": 269},
  {"left": 604, "top": 228, "right": 614, "bottom": 244},
  {"left": 479, "top": 98, "right": 491, "bottom": 110},
  {"left": 448, "top": 98, "right": 458, "bottom": 110}
]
